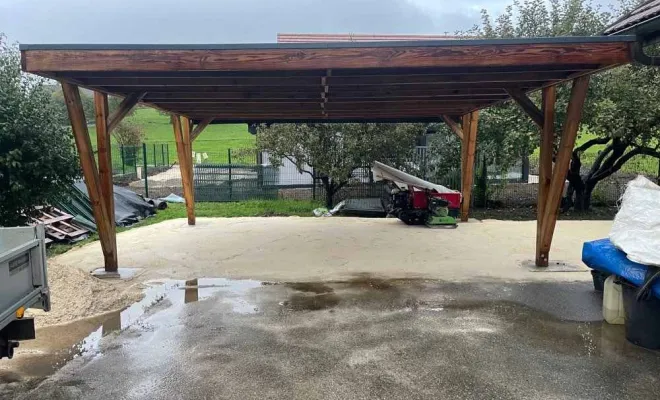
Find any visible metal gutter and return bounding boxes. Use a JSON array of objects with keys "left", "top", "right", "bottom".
[
  {"left": 632, "top": 41, "right": 660, "bottom": 66},
  {"left": 18, "top": 35, "right": 637, "bottom": 51}
]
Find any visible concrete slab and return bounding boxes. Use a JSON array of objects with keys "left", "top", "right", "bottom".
[
  {"left": 52, "top": 217, "right": 612, "bottom": 283},
  {"left": 90, "top": 268, "right": 141, "bottom": 280},
  {"left": 4, "top": 278, "right": 660, "bottom": 400}
]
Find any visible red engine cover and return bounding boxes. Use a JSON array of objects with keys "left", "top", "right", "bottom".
[{"left": 409, "top": 186, "right": 461, "bottom": 210}]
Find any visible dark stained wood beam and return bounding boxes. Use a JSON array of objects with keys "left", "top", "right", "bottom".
[
  {"left": 537, "top": 76, "right": 590, "bottom": 267},
  {"left": 440, "top": 115, "right": 464, "bottom": 140},
  {"left": 536, "top": 85, "right": 556, "bottom": 267},
  {"left": 107, "top": 92, "right": 146, "bottom": 133},
  {"left": 52, "top": 65, "right": 601, "bottom": 79},
  {"left": 61, "top": 83, "right": 117, "bottom": 272},
  {"left": 150, "top": 95, "right": 510, "bottom": 105},
  {"left": 180, "top": 109, "right": 478, "bottom": 118},
  {"left": 506, "top": 88, "right": 544, "bottom": 128},
  {"left": 159, "top": 100, "right": 492, "bottom": 110},
  {"left": 108, "top": 83, "right": 534, "bottom": 94},
  {"left": 74, "top": 71, "right": 575, "bottom": 87},
  {"left": 22, "top": 42, "right": 632, "bottom": 72},
  {"left": 142, "top": 88, "right": 511, "bottom": 101},
  {"left": 191, "top": 117, "right": 213, "bottom": 141}
]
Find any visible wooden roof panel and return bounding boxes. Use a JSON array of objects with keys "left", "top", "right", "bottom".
[{"left": 20, "top": 37, "right": 635, "bottom": 123}]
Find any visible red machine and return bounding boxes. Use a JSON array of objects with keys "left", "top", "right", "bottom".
[
  {"left": 373, "top": 162, "right": 461, "bottom": 227},
  {"left": 410, "top": 186, "right": 461, "bottom": 210}
]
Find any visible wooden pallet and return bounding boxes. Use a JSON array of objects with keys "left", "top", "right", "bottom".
[{"left": 32, "top": 207, "right": 89, "bottom": 244}]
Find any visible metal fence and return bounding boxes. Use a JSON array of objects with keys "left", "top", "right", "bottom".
[
  {"left": 113, "top": 142, "right": 660, "bottom": 208},
  {"left": 110, "top": 143, "right": 171, "bottom": 186}
]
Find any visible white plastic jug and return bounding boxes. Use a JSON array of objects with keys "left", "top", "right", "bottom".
[{"left": 603, "top": 275, "right": 625, "bottom": 325}]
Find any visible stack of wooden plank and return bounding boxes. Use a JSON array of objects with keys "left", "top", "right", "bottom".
[{"left": 31, "top": 207, "right": 90, "bottom": 245}]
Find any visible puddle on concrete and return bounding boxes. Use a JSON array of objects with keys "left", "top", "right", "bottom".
[
  {"left": 4, "top": 275, "right": 656, "bottom": 396},
  {"left": 2, "top": 278, "right": 261, "bottom": 382},
  {"left": 285, "top": 282, "right": 334, "bottom": 294},
  {"left": 281, "top": 293, "right": 341, "bottom": 311}
]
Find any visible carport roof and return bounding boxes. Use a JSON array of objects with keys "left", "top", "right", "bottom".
[{"left": 21, "top": 36, "right": 636, "bottom": 123}]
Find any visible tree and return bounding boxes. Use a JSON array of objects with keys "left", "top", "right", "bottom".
[
  {"left": 463, "top": 0, "right": 660, "bottom": 211},
  {"left": 112, "top": 119, "right": 146, "bottom": 146},
  {"left": 0, "top": 35, "right": 79, "bottom": 226},
  {"left": 257, "top": 123, "right": 422, "bottom": 207},
  {"left": 444, "top": 0, "right": 612, "bottom": 187},
  {"left": 50, "top": 86, "right": 137, "bottom": 125},
  {"left": 565, "top": 65, "right": 660, "bottom": 210}
]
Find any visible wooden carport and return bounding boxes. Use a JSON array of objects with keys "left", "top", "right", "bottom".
[{"left": 20, "top": 36, "right": 635, "bottom": 271}]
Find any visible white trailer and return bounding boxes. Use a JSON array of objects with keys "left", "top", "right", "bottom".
[{"left": 0, "top": 225, "right": 50, "bottom": 359}]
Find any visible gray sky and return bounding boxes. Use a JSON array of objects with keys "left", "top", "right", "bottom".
[{"left": 0, "top": 0, "right": 506, "bottom": 44}]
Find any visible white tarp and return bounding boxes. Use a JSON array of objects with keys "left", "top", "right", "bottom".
[
  {"left": 372, "top": 161, "right": 458, "bottom": 195},
  {"left": 609, "top": 176, "right": 660, "bottom": 266}
]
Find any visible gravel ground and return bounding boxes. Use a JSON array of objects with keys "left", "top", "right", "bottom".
[
  {"left": 37, "top": 217, "right": 612, "bottom": 328},
  {"left": 26, "top": 261, "right": 142, "bottom": 328}
]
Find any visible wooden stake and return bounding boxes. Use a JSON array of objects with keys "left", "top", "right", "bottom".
[
  {"left": 460, "top": 111, "right": 479, "bottom": 222},
  {"left": 536, "top": 85, "right": 556, "bottom": 266},
  {"left": 173, "top": 116, "right": 196, "bottom": 225},
  {"left": 537, "top": 76, "right": 590, "bottom": 266},
  {"left": 62, "top": 83, "right": 117, "bottom": 272}
]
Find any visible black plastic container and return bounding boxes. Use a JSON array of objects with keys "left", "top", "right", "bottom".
[
  {"left": 621, "top": 283, "right": 660, "bottom": 349},
  {"left": 591, "top": 270, "right": 609, "bottom": 292}
]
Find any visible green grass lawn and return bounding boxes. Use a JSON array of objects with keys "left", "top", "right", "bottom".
[
  {"left": 90, "top": 108, "right": 256, "bottom": 163},
  {"left": 47, "top": 200, "right": 320, "bottom": 257}
]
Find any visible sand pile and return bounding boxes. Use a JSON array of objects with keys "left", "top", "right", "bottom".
[{"left": 28, "top": 262, "right": 142, "bottom": 328}]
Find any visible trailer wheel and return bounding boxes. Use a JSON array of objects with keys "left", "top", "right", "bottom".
[{"left": 0, "top": 340, "right": 18, "bottom": 360}]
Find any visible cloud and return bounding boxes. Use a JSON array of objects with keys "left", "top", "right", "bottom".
[{"left": 0, "top": 0, "right": 482, "bottom": 44}]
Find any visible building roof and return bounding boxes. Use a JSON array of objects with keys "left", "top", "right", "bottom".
[
  {"left": 20, "top": 36, "right": 636, "bottom": 124},
  {"left": 277, "top": 33, "right": 463, "bottom": 43},
  {"left": 604, "top": 0, "right": 660, "bottom": 43}
]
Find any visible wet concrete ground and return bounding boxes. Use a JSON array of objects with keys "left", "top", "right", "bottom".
[{"left": 2, "top": 277, "right": 660, "bottom": 400}]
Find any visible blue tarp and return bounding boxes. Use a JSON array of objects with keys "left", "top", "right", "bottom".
[{"left": 582, "top": 238, "right": 660, "bottom": 298}]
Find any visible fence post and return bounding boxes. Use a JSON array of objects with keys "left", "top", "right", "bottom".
[
  {"left": 228, "top": 148, "right": 233, "bottom": 201},
  {"left": 142, "top": 143, "right": 149, "bottom": 198},
  {"left": 134, "top": 146, "right": 139, "bottom": 178},
  {"left": 153, "top": 143, "right": 156, "bottom": 167},
  {"left": 312, "top": 168, "right": 316, "bottom": 201},
  {"left": 521, "top": 155, "right": 530, "bottom": 183},
  {"left": 166, "top": 144, "right": 170, "bottom": 166},
  {"left": 161, "top": 144, "right": 166, "bottom": 167},
  {"left": 120, "top": 145, "right": 125, "bottom": 175}
]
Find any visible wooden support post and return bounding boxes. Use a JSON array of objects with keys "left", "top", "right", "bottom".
[
  {"left": 505, "top": 88, "right": 544, "bottom": 128},
  {"left": 191, "top": 117, "right": 213, "bottom": 141},
  {"left": 536, "top": 86, "right": 556, "bottom": 266},
  {"left": 537, "top": 76, "right": 590, "bottom": 266},
  {"left": 460, "top": 114, "right": 470, "bottom": 191},
  {"left": 173, "top": 115, "right": 195, "bottom": 225},
  {"left": 107, "top": 92, "right": 146, "bottom": 134},
  {"left": 460, "top": 111, "right": 479, "bottom": 222},
  {"left": 181, "top": 116, "right": 195, "bottom": 188},
  {"left": 441, "top": 115, "right": 464, "bottom": 140},
  {"left": 93, "top": 91, "right": 117, "bottom": 269},
  {"left": 62, "top": 83, "right": 117, "bottom": 272}
]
